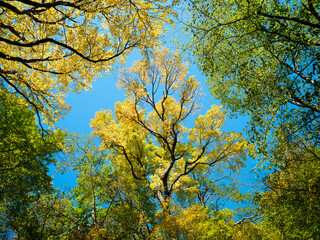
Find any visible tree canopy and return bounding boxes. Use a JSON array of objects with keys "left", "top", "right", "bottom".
[
  {"left": 91, "top": 48, "right": 249, "bottom": 237},
  {"left": 0, "top": 92, "right": 63, "bottom": 238},
  {"left": 187, "top": 0, "right": 320, "bottom": 151},
  {"left": 0, "top": 0, "right": 172, "bottom": 124},
  {"left": 2, "top": 0, "right": 320, "bottom": 238},
  {"left": 258, "top": 140, "right": 320, "bottom": 239},
  {"left": 186, "top": 0, "right": 320, "bottom": 237}
]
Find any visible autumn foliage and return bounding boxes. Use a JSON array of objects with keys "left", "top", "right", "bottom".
[{"left": 1, "top": 0, "right": 320, "bottom": 239}]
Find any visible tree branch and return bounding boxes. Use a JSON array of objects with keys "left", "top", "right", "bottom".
[{"left": 258, "top": 10, "right": 320, "bottom": 29}]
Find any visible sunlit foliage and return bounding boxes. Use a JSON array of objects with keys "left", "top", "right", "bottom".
[{"left": 0, "top": 0, "right": 173, "bottom": 124}]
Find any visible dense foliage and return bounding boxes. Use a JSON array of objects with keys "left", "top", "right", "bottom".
[
  {"left": 1, "top": 0, "right": 319, "bottom": 239},
  {"left": 91, "top": 48, "right": 249, "bottom": 238},
  {"left": 0, "top": 0, "right": 172, "bottom": 124},
  {"left": 187, "top": 0, "right": 320, "bottom": 238},
  {"left": 0, "top": 93, "right": 63, "bottom": 238},
  {"left": 187, "top": 0, "right": 320, "bottom": 150}
]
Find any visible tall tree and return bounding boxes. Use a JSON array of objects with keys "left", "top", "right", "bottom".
[
  {"left": 186, "top": 1, "right": 320, "bottom": 236},
  {"left": 187, "top": 0, "right": 320, "bottom": 151},
  {"left": 0, "top": 0, "right": 172, "bottom": 124},
  {"left": 91, "top": 48, "right": 248, "bottom": 232}
]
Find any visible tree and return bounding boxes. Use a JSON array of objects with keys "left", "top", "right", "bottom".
[
  {"left": 90, "top": 47, "right": 248, "bottom": 235},
  {"left": 0, "top": 0, "right": 172, "bottom": 124},
  {"left": 57, "top": 133, "right": 158, "bottom": 239},
  {"left": 2, "top": 191, "right": 72, "bottom": 240},
  {"left": 186, "top": 1, "right": 320, "bottom": 236},
  {"left": 258, "top": 141, "right": 320, "bottom": 239},
  {"left": 186, "top": 0, "right": 320, "bottom": 152},
  {"left": 0, "top": 92, "right": 64, "bottom": 238}
]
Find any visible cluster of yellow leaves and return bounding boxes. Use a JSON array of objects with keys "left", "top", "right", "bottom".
[
  {"left": 152, "top": 204, "right": 235, "bottom": 239},
  {"left": 91, "top": 48, "right": 248, "bottom": 216},
  {"left": 0, "top": 0, "right": 173, "bottom": 124}
]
